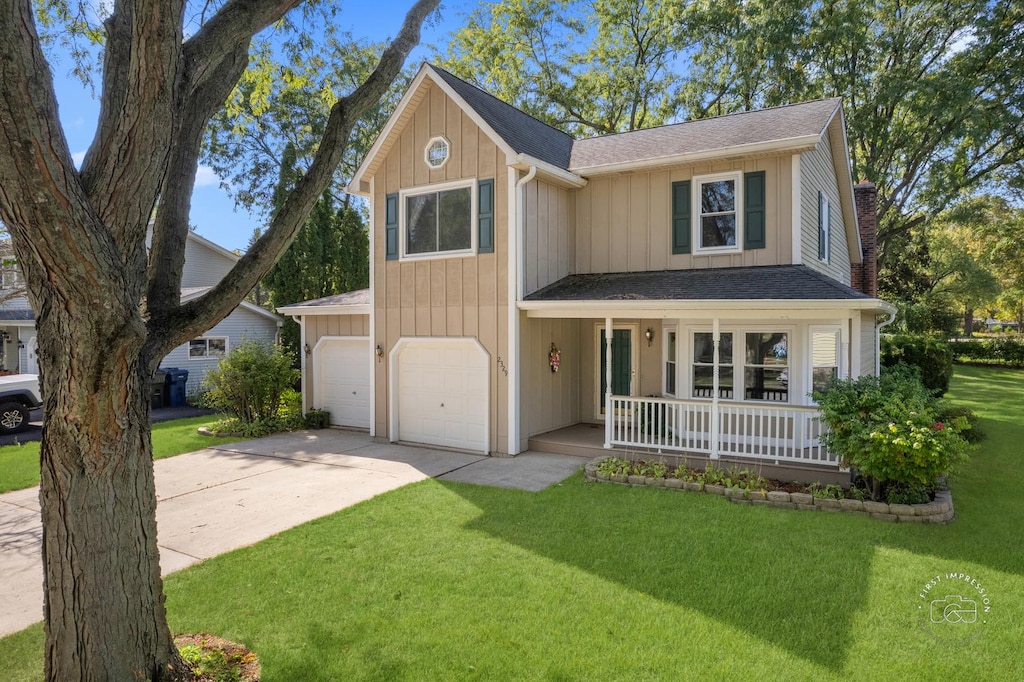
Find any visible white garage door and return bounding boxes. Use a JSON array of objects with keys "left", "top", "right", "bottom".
[
  {"left": 397, "top": 340, "right": 488, "bottom": 453},
  {"left": 314, "top": 338, "right": 371, "bottom": 428}
]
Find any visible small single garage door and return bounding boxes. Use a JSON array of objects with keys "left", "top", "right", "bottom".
[
  {"left": 397, "top": 340, "right": 488, "bottom": 453},
  {"left": 314, "top": 338, "right": 371, "bottom": 428}
]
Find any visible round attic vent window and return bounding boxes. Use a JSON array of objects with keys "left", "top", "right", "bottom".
[{"left": 425, "top": 136, "right": 450, "bottom": 169}]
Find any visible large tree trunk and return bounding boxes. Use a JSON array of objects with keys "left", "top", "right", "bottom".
[
  {"left": 36, "top": 302, "right": 180, "bottom": 680},
  {"left": 963, "top": 307, "right": 974, "bottom": 337}
]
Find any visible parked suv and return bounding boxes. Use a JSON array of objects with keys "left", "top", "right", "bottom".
[{"left": 0, "top": 374, "right": 42, "bottom": 434}]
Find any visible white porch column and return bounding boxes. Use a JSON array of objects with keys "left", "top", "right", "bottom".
[
  {"left": 710, "top": 318, "right": 720, "bottom": 460},
  {"left": 604, "top": 316, "right": 613, "bottom": 449}
]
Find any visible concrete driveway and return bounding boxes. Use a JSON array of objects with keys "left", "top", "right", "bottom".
[{"left": 0, "top": 429, "right": 588, "bottom": 636}]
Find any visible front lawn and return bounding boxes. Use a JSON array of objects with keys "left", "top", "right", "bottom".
[
  {"left": 1, "top": 367, "right": 1022, "bottom": 679},
  {"left": 0, "top": 416, "right": 236, "bottom": 493}
]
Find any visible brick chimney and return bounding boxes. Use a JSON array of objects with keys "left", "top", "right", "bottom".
[{"left": 851, "top": 181, "right": 878, "bottom": 297}]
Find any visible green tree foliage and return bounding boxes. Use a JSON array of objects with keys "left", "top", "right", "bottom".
[
  {"left": 440, "top": 0, "right": 686, "bottom": 134},
  {"left": 441, "top": 0, "right": 1024, "bottom": 276},
  {"left": 203, "top": 340, "right": 299, "bottom": 423},
  {"left": 261, "top": 143, "right": 369, "bottom": 364},
  {"left": 204, "top": 14, "right": 416, "bottom": 212}
]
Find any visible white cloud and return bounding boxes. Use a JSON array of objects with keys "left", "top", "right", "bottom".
[
  {"left": 71, "top": 151, "right": 86, "bottom": 169},
  {"left": 194, "top": 165, "right": 220, "bottom": 187}
]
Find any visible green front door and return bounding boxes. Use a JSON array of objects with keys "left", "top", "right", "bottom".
[{"left": 600, "top": 329, "right": 632, "bottom": 409}]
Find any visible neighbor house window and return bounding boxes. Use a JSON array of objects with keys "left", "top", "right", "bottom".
[
  {"left": 664, "top": 327, "right": 677, "bottom": 396},
  {"left": 695, "top": 171, "right": 742, "bottom": 251},
  {"left": 810, "top": 327, "right": 841, "bottom": 395},
  {"left": 818, "top": 191, "right": 831, "bottom": 262},
  {"left": 189, "top": 337, "right": 227, "bottom": 359},
  {"left": 692, "top": 331, "right": 734, "bottom": 399},
  {"left": 403, "top": 180, "right": 474, "bottom": 257},
  {"left": 744, "top": 332, "right": 789, "bottom": 402}
]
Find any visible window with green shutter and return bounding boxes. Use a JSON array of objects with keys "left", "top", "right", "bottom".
[
  {"left": 671, "top": 180, "right": 691, "bottom": 254},
  {"left": 478, "top": 178, "right": 494, "bottom": 253},
  {"left": 744, "top": 171, "right": 766, "bottom": 250},
  {"left": 385, "top": 192, "right": 398, "bottom": 260}
]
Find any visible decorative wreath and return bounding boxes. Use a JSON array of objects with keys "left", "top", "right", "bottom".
[{"left": 549, "top": 343, "right": 561, "bottom": 373}]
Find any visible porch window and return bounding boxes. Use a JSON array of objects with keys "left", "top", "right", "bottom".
[
  {"left": 664, "top": 327, "right": 677, "bottom": 396},
  {"left": 744, "top": 332, "right": 789, "bottom": 402},
  {"left": 695, "top": 171, "right": 742, "bottom": 251},
  {"left": 403, "top": 180, "right": 474, "bottom": 258},
  {"left": 189, "top": 337, "right": 227, "bottom": 360},
  {"left": 810, "top": 328, "right": 840, "bottom": 394},
  {"left": 692, "top": 331, "right": 733, "bottom": 398}
]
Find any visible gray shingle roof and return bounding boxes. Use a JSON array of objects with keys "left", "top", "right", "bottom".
[
  {"left": 568, "top": 99, "right": 842, "bottom": 171},
  {"left": 430, "top": 66, "right": 575, "bottom": 168},
  {"left": 0, "top": 309, "right": 35, "bottom": 321},
  {"left": 523, "top": 265, "right": 870, "bottom": 302},
  {"left": 282, "top": 289, "right": 370, "bottom": 308}
]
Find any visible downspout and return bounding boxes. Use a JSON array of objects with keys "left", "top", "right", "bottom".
[
  {"left": 508, "top": 165, "right": 536, "bottom": 455},
  {"left": 875, "top": 308, "right": 897, "bottom": 376}
]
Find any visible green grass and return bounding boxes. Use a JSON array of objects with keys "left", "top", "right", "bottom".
[
  {"left": 2, "top": 367, "right": 1023, "bottom": 680},
  {"left": 0, "top": 416, "right": 237, "bottom": 493}
]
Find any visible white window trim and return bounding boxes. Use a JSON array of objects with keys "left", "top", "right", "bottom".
[
  {"left": 807, "top": 325, "right": 842, "bottom": 401},
  {"left": 693, "top": 170, "right": 744, "bottom": 254},
  {"left": 399, "top": 178, "right": 477, "bottom": 261},
  {"left": 188, "top": 336, "right": 229, "bottom": 360},
  {"left": 424, "top": 135, "right": 451, "bottom": 170},
  {"left": 819, "top": 191, "right": 831, "bottom": 263},
  {"left": 663, "top": 325, "right": 678, "bottom": 397},
  {"left": 687, "top": 325, "right": 795, "bottom": 404}
]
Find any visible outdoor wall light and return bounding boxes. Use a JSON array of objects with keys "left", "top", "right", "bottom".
[
  {"left": 303, "top": 343, "right": 312, "bottom": 356},
  {"left": 645, "top": 328, "right": 655, "bottom": 347},
  {"left": 375, "top": 344, "right": 384, "bottom": 362}
]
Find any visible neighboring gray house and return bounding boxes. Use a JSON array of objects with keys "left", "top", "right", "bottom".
[{"left": 0, "top": 230, "right": 282, "bottom": 392}]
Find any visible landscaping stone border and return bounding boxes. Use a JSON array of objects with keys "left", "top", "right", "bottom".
[{"left": 583, "top": 458, "right": 954, "bottom": 523}]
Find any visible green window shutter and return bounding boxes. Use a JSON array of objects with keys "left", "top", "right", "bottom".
[
  {"left": 478, "top": 178, "right": 494, "bottom": 253},
  {"left": 818, "top": 191, "right": 826, "bottom": 260},
  {"left": 671, "top": 180, "right": 691, "bottom": 254},
  {"left": 385, "top": 192, "right": 398, "bottom": 260},
  {"left": 743, "top": 171, "right": 766, "bottom": 250}
]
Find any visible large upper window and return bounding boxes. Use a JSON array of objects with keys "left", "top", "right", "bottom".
[
  {"left": 696, "top": 172, "right": 742, "bottom": 251},
  {"left": 404, "top": 181, "right": 473, "bottom": 257}
]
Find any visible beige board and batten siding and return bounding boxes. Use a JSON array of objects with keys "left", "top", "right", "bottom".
[
  {"left": 573, "top": 156, "right": 793, "bottom": 275},
  {"left": 373, "top": 80, "right": 512, "bottom": 453},
  {"left": 301, "top": 314, "right": 370, "bottom": 399},
  {"left": 800, "top": 129, "right": 852, "bottom": 284},
  {"left": 522, "top": 178, "right": 575, "bottom": 296},
  {"left": 520, "top": 315, "right": 581, "bottom": 440}
]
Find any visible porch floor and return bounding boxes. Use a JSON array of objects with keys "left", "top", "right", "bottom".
[{"left": 527, "top": 423, "right": 848, "bottom": 486}]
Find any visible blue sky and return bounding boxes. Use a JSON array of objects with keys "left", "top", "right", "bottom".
[{"left": 49, "top": 1, "right": 473, "bottom": 252}]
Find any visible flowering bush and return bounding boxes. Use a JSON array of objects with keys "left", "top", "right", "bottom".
[{"left": 814, "top": 366, "right": 972, "bottom": 488}]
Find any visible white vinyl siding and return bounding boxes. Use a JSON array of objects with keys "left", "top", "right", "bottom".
[
  {"left": 161, "top": 306, "right": 279, "bottom": 393},
  {"left": 800, "top": 130, "right": 850, "bottom": 284},
  {"left": 861, "top": 310, "right": 877, "bottom": 377},
  {"left": 179, "top": 235, "right": 236, "bottom": 286}
]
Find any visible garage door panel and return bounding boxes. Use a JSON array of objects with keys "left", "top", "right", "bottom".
[
  {"left": 397, "top": 340, "right": 488, "bottom": 453},
  {"left": 314, "top": 339, "right": 371, "bottom": 429}
]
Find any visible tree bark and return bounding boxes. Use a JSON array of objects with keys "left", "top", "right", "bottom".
[{"left": 0, "top": 0, "right": 439, "bottom": 679}]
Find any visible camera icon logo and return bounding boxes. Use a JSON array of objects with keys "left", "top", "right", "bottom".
[{"left": 930, "top": 595, "right": 978, "bottom": 624}]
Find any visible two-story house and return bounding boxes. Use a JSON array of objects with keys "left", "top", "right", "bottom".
[
  {"left": 280, "top": 64, "right": 894, "bottom": 483},
  {"left": 0, "top": 229, "right": 283, "bottom": 391}
]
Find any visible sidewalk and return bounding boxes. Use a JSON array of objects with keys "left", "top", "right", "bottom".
[{"left": 0, "top": 429, "right": 588, "bottom": 636}]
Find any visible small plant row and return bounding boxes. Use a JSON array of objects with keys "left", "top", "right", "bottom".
[{"left": 586, "top": 457, "right": 954, "bottom": 523}]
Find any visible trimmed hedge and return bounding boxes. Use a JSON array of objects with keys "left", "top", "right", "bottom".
[
  {"left": 880, "top": 334, "right": 953, "bottom": 396},
  {"left": 948, "top": 337, "right": 1024, "bottom": 367}
]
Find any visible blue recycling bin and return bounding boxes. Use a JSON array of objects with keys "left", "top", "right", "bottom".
[{"left": 164, "top": 368, "right": 189, "bottom": 407}]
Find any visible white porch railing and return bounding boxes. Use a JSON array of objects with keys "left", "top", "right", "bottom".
[{"left": 606, "top": 395, "right": 839, "bottom": 467}]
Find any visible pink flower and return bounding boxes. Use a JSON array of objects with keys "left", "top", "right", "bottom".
[{"left": 933, "top": 421, "right": 944, "bottom": 430}]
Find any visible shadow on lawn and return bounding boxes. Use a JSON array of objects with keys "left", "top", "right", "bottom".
[{"left": 442, "top": 423, "right": 1023, "bottom": 674}]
